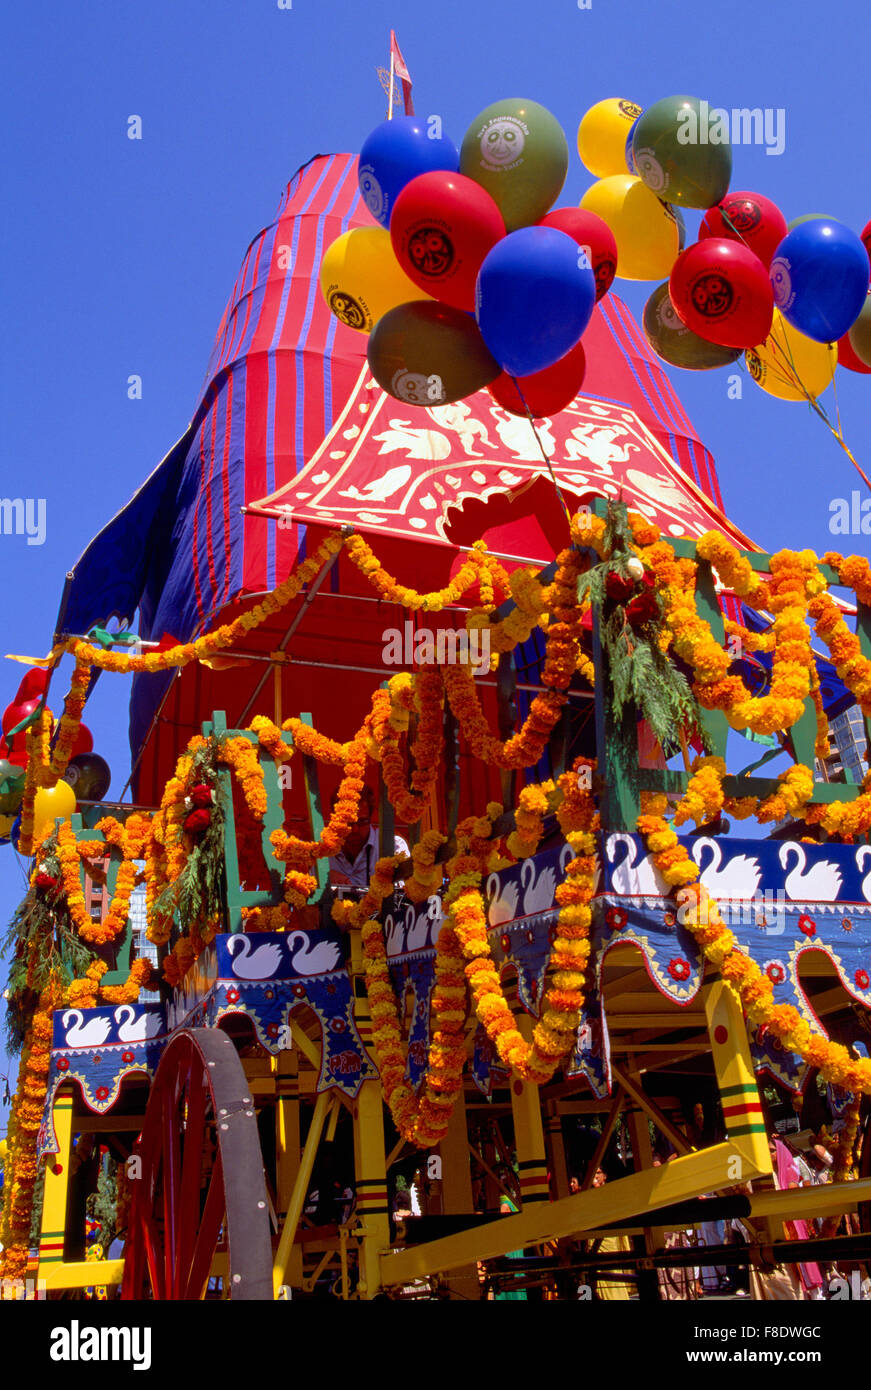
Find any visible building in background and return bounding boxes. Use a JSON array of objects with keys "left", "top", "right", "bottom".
[{"left": 817, "top": 706, "right": 868, "bottom": 784}]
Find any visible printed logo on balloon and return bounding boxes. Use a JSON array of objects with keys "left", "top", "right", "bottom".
[
  {"left": 618, "top": 101, "right": 643, "bottom": 121},
  {"left": 633, "top": 149, "right": 666, "bottom": 193},
  {"left": 359, "top": 166, "right": 385, "bottom": 222},
  {"left": 690, "top": 273, "right": 734, "bottom": 319},
  {"left": 329, "top": 291, "right": 368, "bottom": 331},
  {"left": 479, "top": 118, "right": 527, "bottom": 170},
  {"left": 391, "top": 370, "right": 446, "bottom": 406},
  {"left": 407, "top": 226, "right": 455, "bottom": 278},
  {"left": 769, "top": 258, "right": 795, "bottom": 311}
]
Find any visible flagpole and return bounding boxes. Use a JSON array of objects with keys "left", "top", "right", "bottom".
[{"left": 388, "top": 44, "right": 395, "bottom": 121}]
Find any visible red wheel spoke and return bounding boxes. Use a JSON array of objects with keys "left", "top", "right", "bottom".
[
  {"left": 141, "top": 1200, "right": 167, "bottom": 1302},
  {"left": 185, "top": 1153, "right": 226, "bottom": 1300},
  {"left": 161, "top": 1057, "right": 183, "bottom": 1296}
]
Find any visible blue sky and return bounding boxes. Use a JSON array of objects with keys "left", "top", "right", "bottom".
[{"left": 1, "top": 0, "right": 869, "bottom": 1118}]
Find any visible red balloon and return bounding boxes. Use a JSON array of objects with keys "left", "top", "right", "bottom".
[
  {"left": 71, "top": 723, "right": 93, "bottom": 758},
  {"left": 15, "top": 667, "right": 49, "bottom": 704},
  {"left": 537, "top": 207, "right": 618, "bottom": 301},
  {"left": 488, "top": 339, "right": 587, "bottom": 418},
  {"left": 2, "top": 698, "right": 40, "bottom": 739},
  {"left": 6, "top": 752, "right": 28, "bottom": 769},
  {"left": 699, "top": 190, "right": 788, "bottom": 270},
  {"left": 390, "top": 171, "right": 505, "bottom": 311},
  {"left": 861, "top": 218, "right": 871, "bottom": 266},
  {"left": 669, "top": 240, "right": 774, "bottom": 349}
]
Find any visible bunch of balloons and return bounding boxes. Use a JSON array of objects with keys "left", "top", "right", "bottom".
[
  {"left": 0, "top": 666, "right": 110, "bottom": 849},
  {"left": 575, "top": 95, "right": 870, "bottom": 396},
  {"left": 321, "top": 101, "right": 622, "bottom": 417}
]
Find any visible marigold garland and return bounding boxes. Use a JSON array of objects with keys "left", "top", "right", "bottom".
[{"left": 638, "top": 813, "right": 871, "bottom": 1097}]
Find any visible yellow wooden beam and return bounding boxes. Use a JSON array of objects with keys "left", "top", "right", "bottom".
[
  {"left": 380, "top": 1139, "right": 765, "bottom": 1285},
  {"left": 38, "top": 1085, "right": 75, "bottom": 1279},
  {"left": 41, "top": 1259, "right": 125, "bottom": 1291},
  {"left": 748, "top": 1177, "right": 871, "bottom": 1223}
]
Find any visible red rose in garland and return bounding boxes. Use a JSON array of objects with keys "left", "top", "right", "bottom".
[
  {"left": 605, "top": 570, "right": 636, "bottom": 604},
  {"left": 184, "top": 808, "right": 212, "bottom": 834},
  {"left": 189, "top": 783, "right": 215, "bottom": 809},
  {"left": 625, "top": 587, "right": 659, "bottom": 627}
]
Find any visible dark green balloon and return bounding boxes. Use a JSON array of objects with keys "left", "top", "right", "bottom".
[
  {"left": 0, "top": 758, "right": 25, "bottom": 814},
  {"left": 643, "top": 282, "right": 742, "bottom": 371},
  {"left": 62, "top": 752, "right": 111, "bottom": 802},
  {"left": 633, "top": 96, "right": 731, "bottom": 209},
  {"left": 367, "top": 300, "right": 500, "bottom": 405},
  {"left": 460, "top": 98, "right": 568, "bottom": 232}
]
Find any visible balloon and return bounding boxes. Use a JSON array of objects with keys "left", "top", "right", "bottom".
[
  {"left": 2, "top": 698, "right": 40, "bottom": 740},
  {"left": 632, "top": 96, "right": 731, "bottom": 209},
  {"left": 643, "top": 283, "right": 742, "bottom": 371},
  {"left": 670, "top": 240, "right": 774, "bottom": 349},
  {"left": 577, "top": 98, "right": 643, "bottom": 179},
  {"left": 745, "top": 310, "right": 837, "bottom": 401},
  {"left": 358, "top": 116, "right": 459, "bottom": 228},
  {"left": 838, "top": 318, "right": 871, "bottom": 375},
  {"left": 488, "top": 340, "right": 587, "bottom": 417},
  {"left": 624, "top": 116, "right": 641, "bottom": 174},
  {"left": 670, "top": 203, "right": 687, "bottom": 252},
  {"left": 475, "top": 228, "right": 595, "bottom": 377},
  {"left": 847, "top": 290, "right": 871, "bottom": 368},
  {"left": 0, "top": 757, "right": 25, "bottom": 815},
  {"left": 367, "top": 301, "right": 500, "bottom": 405},
  {"left": 460, "top": 98, "right": 568, "bottom": 232},
  {"left": 32, "top": 780, "right": 77, "bottom": 841},
  {"left": 862, "top": 218, "right": 871, "bottom": 264},
  {"left": 538, "top": 207, "right": 618, "bottom": 301},
  {"left": 62, "top": 752, "right": 111, "bottom": 802},
  {"left": 15, "top": 667, "right": 49, "bottom": 704},
  {"left": 579, "top": 176, "right": 680, "bottom": 280},
  {"left": 770, "top": 220, "right": 871, "bottom": 343},
  {"left": 390, "top": 172, "right": 505, "bottom": 311},
  {"left": 787, "top": 213, "right": 836, "bottom": 231},
  {"left": 700, "top": 191, "right": 788, "bottom": 269},
  {"left": 71, "top": 722, "right": 94, "bottom": 758},
  {"left": 320, "top": 227, "right": 429, "bottom": 333}
]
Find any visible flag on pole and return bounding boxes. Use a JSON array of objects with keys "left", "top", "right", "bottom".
[{"left": 389, "top": 30, "right": 414, "bottom": 116}]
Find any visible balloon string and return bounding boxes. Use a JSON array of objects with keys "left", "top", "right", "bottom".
[
  {"left": 718, "top": 212, "right": 871, "bottom": 493},
  {"left": 508, "top": 376, "right": 576, "bottom": 526}
]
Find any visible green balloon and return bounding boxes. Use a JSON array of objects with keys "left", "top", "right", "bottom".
[
  {"left": 643, "top": 282, "right": 742, "bottom": 371},
  {"left": 848, "top": 293, "right": 871, "bottom": 368},
  {"left": 786, "top": 213, "right": 837, "bottom": 230},
  {"left": 0, "top": 758, "right": 25, "bottom": 815},
  {"left": 367, "top": 300, "right": 500, "bottom": 405},
  {"left": 632, "top": 96, "right": 731, "bottom": 209},
  {"left": 460, "top": 98, "right": 568, "bottom": 232}
]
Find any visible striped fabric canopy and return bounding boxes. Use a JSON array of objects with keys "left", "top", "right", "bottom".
[{"left": 55, "top": 153, "right": 743, "bottom": 774}]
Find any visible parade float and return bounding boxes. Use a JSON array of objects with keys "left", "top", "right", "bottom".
[{"left": 1, "top": 91, "right": 870, "bottom": 1301}]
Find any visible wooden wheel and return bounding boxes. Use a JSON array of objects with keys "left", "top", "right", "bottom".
[{"left": 121, "top": 1028, "right": 273, "bottom": 1300}]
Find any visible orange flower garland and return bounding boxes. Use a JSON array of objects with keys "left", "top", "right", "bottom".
[
  {"left": 217, "top": 736, "right": 268, "bottom": 820},
  {"left": 506, "top": 779, "right": 555, "bottom": 858},
  {"left": 638, "top": 809, "right": 871, "bottom": 1096},
  {"left": 808, "top": 589, "right": 871, "bottom": 718}
]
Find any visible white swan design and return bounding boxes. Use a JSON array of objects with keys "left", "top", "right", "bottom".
[
  {"left": 521, "top": 859, "right": 557, "bottom": 916},
  {"left": 61, "top": 1009, "right": 112, "bottom": 1048},
  {"left": 607, "top": 833, "right": 668, "bottom": 897},
  {"left": 384, "top": 911, "right": 406, "bottom": 956},
  {"left": 692, "top": 839, "right": 762, "bottom": 899},
  {"left": 486, "top": 872, "right": 519, "bottom": 927},
  {"left": 287, "top": 932, "right": 341, "bottom": 976},
  {"left": 113, "top": 1005, "right": 162, "bottom": 1043},
  {"left": 226, "top": 935, "right": 285, "bottom": 980},
  {"left": 405, "top": 899, "right": 438, "bottom": 953},
  {"left": 779, "top": 844, "right": 843, "bottom": 902},
  {"left": 857, "top": 846, "right": 871, "bottom": 903}
]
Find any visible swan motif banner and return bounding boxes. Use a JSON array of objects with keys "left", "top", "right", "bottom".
[{"left": 38, "top": 835, "right": 871, "bottom": 1151}]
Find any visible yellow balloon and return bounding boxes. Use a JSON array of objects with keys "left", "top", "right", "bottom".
[
  {"left": 579, "top": 175, "right": 680, "bottom": 281},
  {"left": 0, "top": 1139, "right": 7, "bottom": 1161},
  {"left": 33, "top": 780, "right": 77, "bottom": 840},
  {"left": 320, "top": 227, "right": 428, "bottom": 334},
  {"left": 745, "top": 311, "right": 837, "bottom": 402},
  {"left": 577, "top": 98, "right": 643, "bottom": 179}
]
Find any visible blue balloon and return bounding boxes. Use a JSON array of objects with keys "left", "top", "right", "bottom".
[
  {"left": 625, "top": 116, "right": 640, "bottom": 173},
  {"left": 10, "top": 810, "right": 22, "bottom": 850},
  {"left": 475, "top": 228, "right": 595, "bottom": 377},
  {"left": 358, "top": 117, "right": 459, "bottom": 229},
  {"left": 770, "top": 220, "right": 871, "bottom": 343}
]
